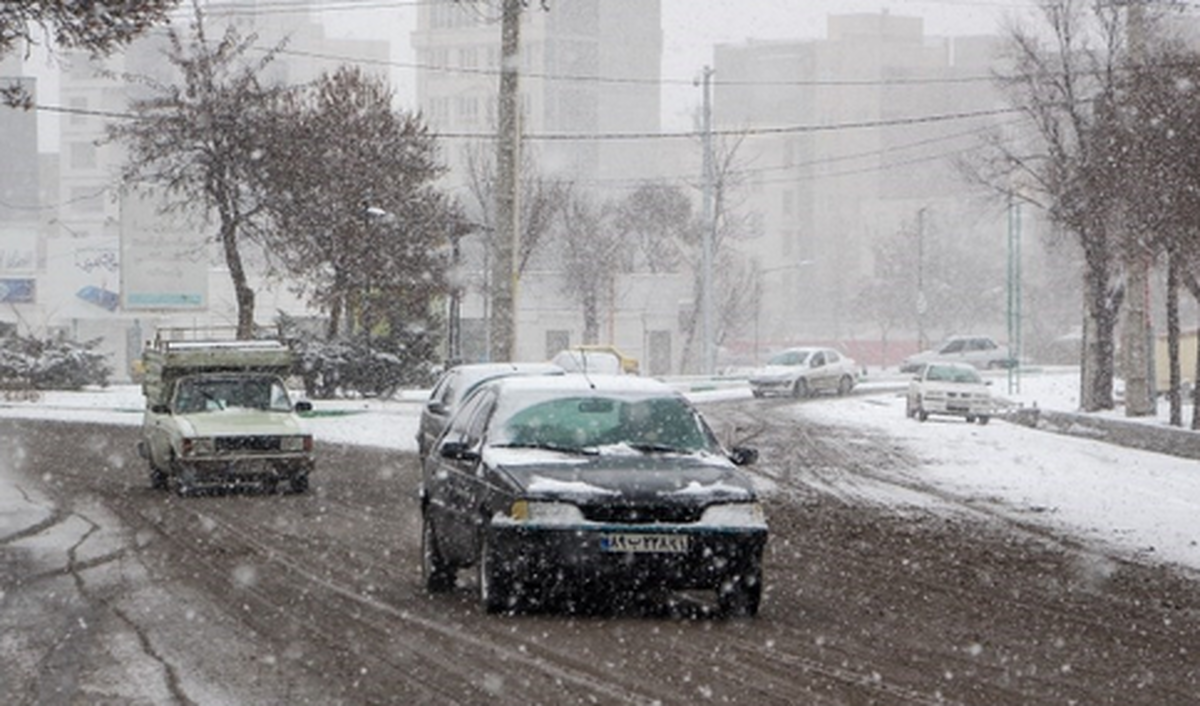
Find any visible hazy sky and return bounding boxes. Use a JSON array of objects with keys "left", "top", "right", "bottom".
[{"left": 23, "top": 0, "right": 1035, "bottom": 149}]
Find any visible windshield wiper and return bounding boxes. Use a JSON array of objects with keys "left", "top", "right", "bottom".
[
  {"left": 492, "top": 442, "right": 599, "bottom": 456},
  {"left": 626, "top": 443, "right": 692, "bottom": 454}
]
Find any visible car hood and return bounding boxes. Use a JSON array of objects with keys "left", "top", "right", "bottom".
[
  {"left": 489, "top": 453, "right": 756, "bottom": 504},
  {"left": 176, "top": 410, "right": 306, "bottom": 437},
  {"left": 749, "top": 365, "right": 802, "bottom": 381}
]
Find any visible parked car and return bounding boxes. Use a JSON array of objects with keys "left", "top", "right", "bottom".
[
  {"left": 748, "top": 346, "right": 859, "bottom": 398},
  {"left": 900, "top": 335, "right": 1016, "bottom": 373},
  {"left": 419, "top": 374, "right": 767, "bottom": 616},
  {"left": 906, "top": 361, "right": 993, "bottom": 424},
  {"left": 550, "top": 345, "right": 640, "bottom": 375},
  {"left": 417, "top": 362, "right": 564, "bottom": 460}
]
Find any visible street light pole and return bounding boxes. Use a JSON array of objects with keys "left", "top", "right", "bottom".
[{"left": 700, "top": 65, "right": 716, "bottom": 375}]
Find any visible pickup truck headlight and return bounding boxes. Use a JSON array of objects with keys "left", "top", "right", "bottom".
[
  {"left": 182, "top": 437, "right": 216, "bottom": 456},
  {"left": 281, "top": 435, "right": 313, "bottom": 452},
  {"left": 701, "top": 502, "right": 767, "bottom": 529}
]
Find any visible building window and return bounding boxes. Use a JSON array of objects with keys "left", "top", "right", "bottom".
[
  {"left": 69, "top": 142, "right": 97, "bottom": 169},
  {"left": 459, "top": 47, "right": 478, "bottom": 69},
  {"left": 68, "top": 97, "right": 88, "bottom": 126}
]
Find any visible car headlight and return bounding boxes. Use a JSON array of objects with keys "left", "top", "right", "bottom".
[
  {"left": 700, "top": 502, "right": 767, "bottom": 528},
  {"left": 504, "top": 500, "right": 585, "bottom": 525},
  {"left": 182, "top": 437, "right": 215, "bottom": 456},
  {"left": 280, "top": 435, "right": 313, "bottom": 452}
]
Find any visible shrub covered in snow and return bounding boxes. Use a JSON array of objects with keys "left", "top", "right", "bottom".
[{"left": 0, "top": 333, "right": 112, "bottom": 390}]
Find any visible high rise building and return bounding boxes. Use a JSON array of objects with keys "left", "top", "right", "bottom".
[
  {"left": 713, "top": 13, "right": 1006, "bottom": 361},
  {"left": 413, "top": 0, "right": 676, "bottom": 368}
]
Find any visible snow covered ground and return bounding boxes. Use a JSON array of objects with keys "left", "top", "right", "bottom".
[{"left": 3, "top": 367, "right": 1199, "bottom": 578}]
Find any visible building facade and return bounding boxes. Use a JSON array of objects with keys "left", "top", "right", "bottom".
[{"left": 413, "top": 0, "right": 689, "bottom": 373}]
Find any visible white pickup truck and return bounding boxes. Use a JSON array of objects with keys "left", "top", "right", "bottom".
[{"left": 136, "top": 336, "right": 314, "bottom": 496}]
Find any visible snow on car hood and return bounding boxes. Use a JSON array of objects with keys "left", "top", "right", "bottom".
[
  {"left": 176, "top": 409, "right": 307, "bottom": 436},
  {"left": 749, "top": 365, "right": 802, "bottom": 381},
  {"left": 493, "top": 455, "right": 754, "bottom": 502}
]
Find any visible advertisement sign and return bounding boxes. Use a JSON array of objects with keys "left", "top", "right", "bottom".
[
  {"left": 0, "top": 278, "right": 36, "bottom": 303},
  {"left": 120, "top": 188, "right": 208, "bottom": 310},
  {"left": 0, "top": 231, "right": 37, "bottom": 273}
]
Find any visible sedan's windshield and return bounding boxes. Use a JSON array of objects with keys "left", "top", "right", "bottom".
[
  {"left": 768, "top": 350, "right": 811, "bottom": 366},
  {"left": 927, "top": 366, "right": 982, "bottom": 384},
  {"left": 490, "top": 393, "right": 716, "bottom": 454}
]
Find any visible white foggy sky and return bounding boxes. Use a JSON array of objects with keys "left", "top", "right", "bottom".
[{"left": 23, "top": 0, "right": 1035, "bottom": 150}]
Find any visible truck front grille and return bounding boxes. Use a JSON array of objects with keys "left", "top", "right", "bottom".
[{"left": 216, "top": 436, "right": 281, "bottom": 452}]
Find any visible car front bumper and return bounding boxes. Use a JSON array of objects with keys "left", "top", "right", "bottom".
[
  {"left": 487, "top": 523, "right": 767, "bottom": 593},
  {"left": 175, "top": 455, "right": 314, "bottom": 485}
]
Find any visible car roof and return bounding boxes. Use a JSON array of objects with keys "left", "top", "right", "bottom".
[{"left": 484, "top": 373, "right": 677, "bottom": 396}]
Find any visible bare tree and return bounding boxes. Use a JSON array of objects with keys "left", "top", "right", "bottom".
[
  {"left": 678, "top": 132, "right": 757, "bottom": 372},
  {"left": 966, "top": 0, "right": 1130, "bottom": 412},
  {"left": 107, "top": 7, "right": 283, "bottom": 338},
  {"left": 555, "top": 192, "right": 624, "bottom": 344},
  {"left": 463, "top": 141, "right": 567, "bottom": 277},
  {"left": 613, "top": 182, "right": 693, "bottom": 274}
]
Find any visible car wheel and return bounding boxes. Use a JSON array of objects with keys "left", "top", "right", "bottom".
[
  {"left": 965, "top": 415, "right": 976, "bottom": 424},
  {"left": 837, "top": 375, "right": 854, "bottom": 396},
  {"left": 791, "top": 378, "right": 809, "bottom": 398},
  {"left": 421, "top": 511, "right": 456, "bottom": 593},
  {"left": 478, "top": 531, "right": 512, "bottom": 613},
  {"left": 288, "top": 473, "right": 309, "bottom": 494},
  {"left": 717, "top": 558, "right": 762, "bottom": 618},
  {"left": 978, "top": 415, "right": 990, "bottom": 425},
  {"left": 751, "top": 389, "right": 764, "bottom": 398}
]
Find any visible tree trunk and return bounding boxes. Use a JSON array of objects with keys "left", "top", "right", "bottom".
[
  {"left": 219, "top": 219, "right": 256, "bottom": 339},
  {"left": 1120, "top": 250, "right": 1154, "bottom": 417},
  {"left": 1080, "top": 262, "right": 1117, "bottom": 412},
  {"left": 582, "top": 289, "right": 599, "bottom": 345}
]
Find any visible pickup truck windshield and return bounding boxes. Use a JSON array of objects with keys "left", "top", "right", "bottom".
[{"left": 173, "top": 375, "right": 293, "bottom": 413}]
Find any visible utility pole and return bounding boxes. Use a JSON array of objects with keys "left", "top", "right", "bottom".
[
  {"left": 916, "top": 206, "right": 927, "bottom": 352},
  {"left": 490, "top": 0, "right": 522, "bottom": 362},
  {"left": 700, "top": 65, "right": 715, "bottom": 375}
]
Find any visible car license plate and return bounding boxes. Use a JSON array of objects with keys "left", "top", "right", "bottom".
[{"left": 600, "top": 533, "right": 690, "bottom": 554}]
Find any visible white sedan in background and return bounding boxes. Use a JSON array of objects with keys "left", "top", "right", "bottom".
[
  {"left": 906, "top": 361, "right": 993, "bottom": 424},
  {"left": 748, "top": 347, "right": 860, "bottom": 398}
]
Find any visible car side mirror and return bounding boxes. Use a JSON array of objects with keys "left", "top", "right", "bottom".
[
  {"left": 440, "top": 441, "right": 480, "bottom": 462},
  {"left": 151, "top": 403, "right": 171, "bottom": 414},
  {"left": 295, "top": 400, "right": 313, "bottom": 412},
  {"left": 729, "top": 446, "right": 758, "bottom": 466},
  {"left": 427, "top": 401, "right": 448, "bottom": 415}
]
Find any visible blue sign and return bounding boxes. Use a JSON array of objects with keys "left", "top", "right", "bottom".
[{"left": 0, "top": 279, "right": 35, "bottom": 303}]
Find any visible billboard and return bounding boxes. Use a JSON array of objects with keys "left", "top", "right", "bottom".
[{"left": 120, "top": 188, "right": 208, "bottom": 310}]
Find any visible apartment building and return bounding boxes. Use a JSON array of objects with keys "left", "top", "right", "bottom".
[
  {"left": 413, "top": 0, "right": 693, "bottom": 372},
  {"left": 713, "top": 13, "right": 1007, "bottom": 361}
]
